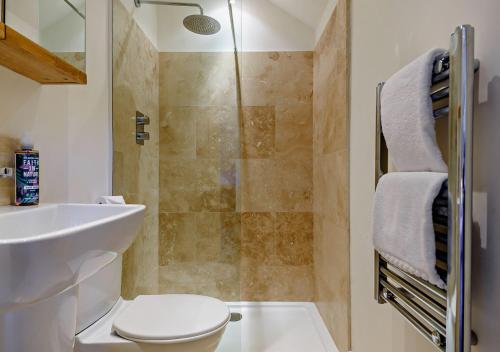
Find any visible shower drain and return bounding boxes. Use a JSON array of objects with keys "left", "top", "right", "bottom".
[{"left": 230, "top": 312, "right": 243, "bottom": 322}]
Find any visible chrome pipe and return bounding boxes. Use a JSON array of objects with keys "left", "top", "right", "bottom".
[
  {"left": 375, "top": 82, "right": 386, "bottom": 186},
  {"left": 135, "top": 0, "right": 204, "bottom": 14},
  {"left": 381, "top": 280, "right": 446, "bottom": 336},
  {"left": 381, "top": 257, "right": 447, "bottom": 306},
  {"left": 381, "top": 267, "right": 446, "bottom": 323},
  {"left": 384, "top": 293, "right": 445, "bottom": 352},
  {"left": 374, "top": 251, "right": 385, "bottom": 303},
  {"left": 446, "top": 24, "right": 476, "bottom": 352}
]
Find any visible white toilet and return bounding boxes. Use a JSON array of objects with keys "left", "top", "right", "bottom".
[{"left": 74, "top": 257, "right": 230, "bottom": 352}]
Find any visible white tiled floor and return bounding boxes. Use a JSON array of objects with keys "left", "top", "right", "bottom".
[{"left": 217, "top": 302, "right": 339, "bottom": 352}]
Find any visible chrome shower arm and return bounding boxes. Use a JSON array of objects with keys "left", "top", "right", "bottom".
[{"left": 135, "top": 0, "right": 204, "bottom": 15}]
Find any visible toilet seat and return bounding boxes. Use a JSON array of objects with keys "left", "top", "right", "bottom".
[{"left": 112, "top": 294, "right": 230, "bottom": 344}]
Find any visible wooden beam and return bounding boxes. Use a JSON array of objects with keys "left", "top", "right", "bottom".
[{"left": 0, "top": 24, "right": 86, "bottom": 84}]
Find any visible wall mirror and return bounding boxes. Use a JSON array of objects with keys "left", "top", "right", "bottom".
[{"left": 5, "top": 0, "right": 86, "bottom": 72}]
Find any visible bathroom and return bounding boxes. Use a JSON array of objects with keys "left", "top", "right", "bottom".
[{"left": 0, "top": 0, "right": 499, "bottom": 351}]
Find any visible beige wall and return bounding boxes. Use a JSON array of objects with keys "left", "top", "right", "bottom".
[
  {"left": 0, "top": 0, "right": 111, "bottom": 205},
  {"left": 158, "top": 51, "right": 315, "bottom": 301},
  {"left": 112, "top": 0, "right": 160, "bottom": 298},
  {"left": 350, "top": 0, "right": 500, "bottom": 351},
  {"left": 313, "top": 0, "right": 351, "bottom": 351}
]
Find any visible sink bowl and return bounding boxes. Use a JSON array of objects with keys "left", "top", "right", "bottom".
[{"left": 0, "top": 203, "right": 145, "bottom": 312}]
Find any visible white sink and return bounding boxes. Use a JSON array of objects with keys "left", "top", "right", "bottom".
[{"left": 0, "top": 203, "right": 145, "bottom": 312}]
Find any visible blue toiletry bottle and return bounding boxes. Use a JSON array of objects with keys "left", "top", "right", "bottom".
[{"left": 15, "top": 143, "right": 39, "bottom": 206}]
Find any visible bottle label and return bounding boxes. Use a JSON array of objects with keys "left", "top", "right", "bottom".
[{"left": 16, "top": 153, "right": 39, "bottom": 205}]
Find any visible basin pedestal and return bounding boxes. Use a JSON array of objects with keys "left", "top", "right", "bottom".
[{"left": 0, "top": 287, "right": 78, "bottom": 352}]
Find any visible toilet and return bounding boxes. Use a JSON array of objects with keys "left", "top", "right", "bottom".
[{"left": 74, "top": 258, "right": 230, "bottom": 352}]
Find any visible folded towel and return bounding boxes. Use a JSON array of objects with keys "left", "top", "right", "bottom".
[
  {"left": 97, "top": 196, "right": 126, "bottom": 204},
  {"left": 373, "top": 172, "right": 448, "bottom": 288},
  {"left": 381, "top": 48, "right": 448, "bottom": 173}
]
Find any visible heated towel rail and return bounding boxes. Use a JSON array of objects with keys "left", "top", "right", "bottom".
[{"left": 374, "top": 25, "right": 479, "bottom": 352}]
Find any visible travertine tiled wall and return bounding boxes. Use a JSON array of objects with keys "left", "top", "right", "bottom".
[
  {"left": 313, "top": 0, "right": 351, "bottom": 351},
  {"left": 113, "top": 0, "right": 348, "bottom": 314},
  {"left": 0, "top": 136, "right": 18, "bottom": 206},
  {"left": 158, "top": 51, "right": 315, "bottom": 301},
  {"left": 113, "top": 0, "right": 160, "bottom": 298},
  {"left": 239, "top": 52, "right": 314, "bottom": 301}
]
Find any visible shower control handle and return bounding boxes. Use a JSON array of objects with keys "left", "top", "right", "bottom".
[
  {"left": 136, "top": 111, "right": 150, "bottom": 145},
  {"left": 136, "top": 115, "right": 150, "bottom": 126},
  {"left": 136, "top": 132, "right": 150, "bottom": 142}
]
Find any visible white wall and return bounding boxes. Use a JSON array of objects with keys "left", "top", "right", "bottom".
[
  {"left": 119, "top": 0, "right": 158, "bottom": 49},
  {"left": 350, "top": 0, "right": 500, "bottom": 351},
  {"left": 5, "top": 0, "right": 40, "bottom": 43},
  {"left": 124, "top": 0, "right": 334, "bottom": 53},
  {"left": 0, "top": 0, "right": 112, "bottom": 204},
  {"left": 241, "top": 0, "right": 314, "bottom": 52},
  {"left": 152, "top": 0, "right": 317, "bottom": 52},
  {"left": 39, "top": 0, "right": 86, "bottom": 52}
]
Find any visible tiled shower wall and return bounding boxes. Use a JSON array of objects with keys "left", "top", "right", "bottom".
[
  {"left": 0, "top": 136, "right": 18, "bottom": 205},
  {"left": 113, "top": 0, "right": 160, "bottom": 298},
  {"left": 313, "top": 0, "right": 351, "bottom": 351},
  {"left": 158, "top": 51, "right": 315, "bottom": 301},
  {"left": 113, "top": 8, "right": 350, "bottom": 346}
]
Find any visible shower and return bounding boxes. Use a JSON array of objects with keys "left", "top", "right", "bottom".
[{"left": 134, "top": 0, "right": 221, "bottom": 35}]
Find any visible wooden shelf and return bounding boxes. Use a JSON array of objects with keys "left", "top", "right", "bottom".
[{"left": 0, "top": 23, "right": 87, "bottom": 84}]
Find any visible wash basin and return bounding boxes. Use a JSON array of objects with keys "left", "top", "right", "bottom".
[{"left": 0, "top": 203, "right": 145, "bottom": 312}]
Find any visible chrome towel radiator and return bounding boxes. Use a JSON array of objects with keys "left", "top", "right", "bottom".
[{"left": 374, "top": 25, "right": 479, "bottom": 351}]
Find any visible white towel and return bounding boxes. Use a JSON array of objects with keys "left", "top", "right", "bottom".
[
  {"left": 97, "top": 196, "right": 126, "bottom": 204},
  {"left": 381, "top": 48, "right": 448, "bottom": 172},
  {"left": 373, "top": 172, "right": 447, "bottom": 289}
]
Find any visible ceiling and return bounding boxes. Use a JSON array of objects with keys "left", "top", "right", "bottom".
[{"left": 268, "top": 0, "right": 333, "bottom": 31}]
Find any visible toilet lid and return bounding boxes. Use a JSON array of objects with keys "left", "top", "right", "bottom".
[{"left": 112, "top": 294, "right": 230, "bottom": 341}]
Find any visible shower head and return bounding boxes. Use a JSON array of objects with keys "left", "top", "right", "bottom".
[
  {"left": 183, "top": 14, "right": 221, "bottom": 35},
  {"left": 134, "top": 0, "right": 221, "bottom": 35}
]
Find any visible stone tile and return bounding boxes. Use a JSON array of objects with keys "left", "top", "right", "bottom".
[
  {"left": 241, "top": 52, "right": 313, "bottom": 106},
  {"left": 160, "top": 158, "right": 237, "bottom": 212},
  {"left": 275, "top": 157, "right": 313, "bottom": 212},
  {"left": 196, "top": 159, "right": 237, "bottom": 212},
  {"left": 241, "top": 107, "right": 275, "bottom": 158},
  {"left": 240, "top": 260, "right": 315, "bottom": 301},
  {"left": 159, "top": 52, "right": 238, "bottom": 107},
  {"left": 159, "top": 213, "right": 197, "bottom": 265},
  {"left": 159, "top": 158, "right": 198, "bottom": 212},
  {"left": 55, "top": 52, "right": 86, "bottom": 72},
  {"left": 240, "top": 159, "right": 277, "bottom": 212},
  {"left": 241, "top": 212, "right": 276, "bottom": 264},
  {"left": 196, "top": 107, "right": 240, "bottom": 159},
  {"left": 159, "top": 107, "right": 196, "bottom": 158},
  {"left": 159, "top": 262, "right": 240, "bottom": 301},
  {"left": 312, "top": 0, "right": 350, "bottom": 350},
  {"left": 272, "top": 52, "right": 314, "bottom": 106},
  {"left": 114, "top": 0, "right": 160, "bottom": 299},
  {"left": 276, "top": 212, "right": 313, "bottom": 265},
  {"left": 195, "top": 212, "right": 242, "bottom": 263},
  {"left": 240, "top": 53, "right": 276, "bottom": 107},
  {"left": 196, "top": 212, "right": 222, "bottom": 262},
  {"left": 313, "top": 150, "right": 348, "bottom": 227},
  {"left": 219, "top": 213, "right": 242, "bottom": 264},
  {"left": 122, "top": 214, "right": 159, "bottom": 298},
  {"left": 240, "top": 156, "right": 313, "bottom": 212},
  {"left": 314, "top": 71, "right": 348, "bottom": 154},
  {"left": 0, "top": 136, "right": 18, "bottom": 206},
  {"left": 275, "top": 104, "right": 313, "bottom": 158}
]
